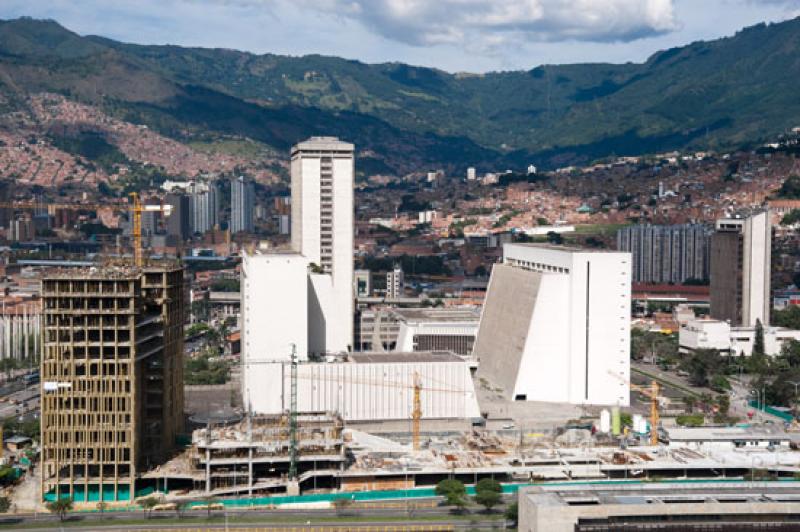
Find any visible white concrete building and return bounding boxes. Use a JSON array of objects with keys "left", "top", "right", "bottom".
[
  {"left": 241, "top": 252, "right": 309, "bottom": 411},
  {"left": 679, "top": 319, "right": 800, "bottom": 356},
  {"left": 466, "top": 167, "right": 476, "bottom": 181},
  {"left": 385, "top": 267, "right": 404, "bottom": 299},
  {"left": 393, "top": 307, "right": 480, "bottom": 357},
  {"left": 291, "top": 137, "right": 355, "bottom": 354},
  {"left": 248, "top": 353, "right": 480, "bottom": 422},
  {"left": 474, "top": 243, "right": 631, "bottom": 406}
]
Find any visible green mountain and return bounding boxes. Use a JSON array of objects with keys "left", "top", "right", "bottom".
[{"left": 1, "top": 16, "right": 800, "bottom": 174}]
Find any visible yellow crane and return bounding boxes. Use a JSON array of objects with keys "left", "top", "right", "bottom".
[
  {"left": 412, "top": 372, "right": 422, "bottom": 451},
  {"left": 0, "top": 194, "right": 171, "bottom": 267},
  {"left": 609, "top": 371, "right": 662, "bottom": 446}
]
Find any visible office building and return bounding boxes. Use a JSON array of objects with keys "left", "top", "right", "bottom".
[
  {"left": 710, "top": 211, "right": 771, "bottom": 326},
  {"left": 393, "top": 307, "right": 480, "bottom": 357},
  {"left": 7, "top": 217, "right": 35, "bottom": 242},
  {"left": 40, "top": 265, "right": 184, "bottom": 502},
  {"left": 190, "top": 181, "right": 219, "bottom": 234},
  {"left": 385, "top": 266, "right": 404, "bottom": 299},
  {"left": 466, "top": 167, "right": 476, "bottom": 181},
  {"left": 616, "top": 224, "right": 711, "bottom": 284},
  {"left": 679, "top": 319, "right": 800, "bottom": 356},
  {"left": 474, "top": 243, "right": 631, "bottom": 406},
  {"left": 230, "top": 176, "right": 255, "bottom": 234},
  {"left": 291, "top": 136, "right": 354, "bottom": 354},
  {"left": 165, "top": 193, "right": 191, "bottom": 241}
]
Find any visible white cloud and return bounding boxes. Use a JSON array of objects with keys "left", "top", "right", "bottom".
[{"left": 297, "top": 0, "right": 680, "bottom": 48}]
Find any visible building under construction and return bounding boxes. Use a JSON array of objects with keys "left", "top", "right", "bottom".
[
  {"left": 40, "top": 264, "right": 185, "bottom": 502},
  {"left": 146, "top": 412, "right": 345, "bottom": 497}
]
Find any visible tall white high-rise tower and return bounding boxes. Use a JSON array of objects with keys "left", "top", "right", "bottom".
[{"left": 291, "top": 137, "right": 354, "bottom": 354}]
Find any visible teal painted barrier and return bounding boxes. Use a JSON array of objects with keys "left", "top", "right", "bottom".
[
  {"left": 43, "top": 484, "right": 167, "bottom": 503},
  {"left": 748, "top": 400, "right": 795, "bottom": 422},
  {"left": 186, "top": 477, "right": 765, "bottom": 509}
]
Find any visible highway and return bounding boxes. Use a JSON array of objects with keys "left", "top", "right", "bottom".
[{"left": 0, "top": 502, "right": 508, "bottom": 531}]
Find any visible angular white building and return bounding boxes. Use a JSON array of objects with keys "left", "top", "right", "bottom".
[
  {"left": 474, "top": 243, "right": 631, "bottom": 406},
  {"left": 291, "top": 137, "right": 355, "bottom": 354}
]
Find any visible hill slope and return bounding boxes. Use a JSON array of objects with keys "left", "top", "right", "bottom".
[{"left": 1, "top": 17, "right": 800, "bottom": 173}]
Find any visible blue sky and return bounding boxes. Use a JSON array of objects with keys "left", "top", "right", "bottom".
[{"left": 2, "top": 0, "right": 799, "bottom": 72}]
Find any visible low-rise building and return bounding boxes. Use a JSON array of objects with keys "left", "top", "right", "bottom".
[
  {"left": 679, "top": 319, "right": 800, "bottom": 356},
  {"left": 519, "top": 482, "right": 800, "bottom": 532}
]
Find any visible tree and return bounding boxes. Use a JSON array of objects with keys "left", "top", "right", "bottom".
[
  {"left": 473, "top": 478, "right": 503, "bottom": 512},
  {"left": 435, "top": 479, "right": 467, "bottom": 512},
  {"left": 139, "top": 496, "right": 160, "bottom": 519},
  {"left": 46, "top": 497, "right": 73, "bottom": 521},
  {"left": 174, "top": 500, "right": 189, "bottom": 519},
  {"left": 505, "top": 501, "right": 519, "bottom": 526},
  {"left": 754, "top": 319, "right": 765, "bottom": 357},
  {"left": 0, "top": 496, "right": 10, "bottom": 513},
  {"left": 332, "top": 497, "right": 354, "bottom": 516},
  {"left": 203, "top": 496, "right": 218, "bottom": 519}
]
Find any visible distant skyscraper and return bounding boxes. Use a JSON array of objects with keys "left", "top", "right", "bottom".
[
  {"left": 190, "top": 181, "right": 219, "bottom": 234},
  {"left": 616, "top": 224, "right": 711, "bottom": 284},
  {"left": 165, "top": 193, "right": 191, "bottom": 241},
  {"left": 710, "top": 211, "right": 772, "bottom": 326},
  {"left": 291, "top": 136, "right": 354, "bottom": 354},
  {"left": 230, "top": 176, "right": 254, "bottom": 234}
]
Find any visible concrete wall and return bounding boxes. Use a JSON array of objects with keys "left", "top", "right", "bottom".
[
  {"left": 241, "top": 253, "right": 308, "bottom": 412},
  {"left": 254, "top": 360, "right": 480, "bottom": 421}
]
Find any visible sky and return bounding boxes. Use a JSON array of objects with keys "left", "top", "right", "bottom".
[{"left": 2, "top": 0, "right": 800, "bottom": 72}]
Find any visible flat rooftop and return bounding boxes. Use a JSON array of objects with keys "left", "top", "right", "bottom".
[
  {"left": 666, "top": 425, "right": 800, "bottom": 442},
  {"left": 523, "top": 482, "right": 800, "bottom": 508},
  {"left": 42, "top": 263, "right": 182, "bottom": 279},
  {"left": 349, "top": 351, "right": 464, "bottom": 363},
  {"left": 508, "top": 242, "right": 626, "bottom": 254},
  {"left": 391, "top": 307, "right": 481, "bottom": 323}
]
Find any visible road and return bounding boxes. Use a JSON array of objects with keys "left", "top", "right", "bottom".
[
  {"left": 632, "top": 362, "right": 787, "bottom": 424},
  {"left": 0, "top": 502, "right": 508, "bottom": 531}
]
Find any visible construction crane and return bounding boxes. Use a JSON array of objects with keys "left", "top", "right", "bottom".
[
  {"left": 609, "top": 371, "right": 662, "bottom": 446},
  {"left": 635, "top": 380, "right": 661, "bottom": 446},
  {"left": 411, "top": 372, "right": 422, "bottom": 451},
  {"left": 0, "top": 195, "right": 171, "bottom": 267}
]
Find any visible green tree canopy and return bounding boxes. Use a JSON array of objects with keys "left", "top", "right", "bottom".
[
  {"left": 473, "top": 478, "right": 503, "bottom": 512},
  {"left": 435, "top": 479, "right": 467, "bottom": 511}
]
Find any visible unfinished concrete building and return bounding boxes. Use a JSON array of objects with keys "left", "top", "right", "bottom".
[
  {"left": 40, "top": 264, "right": 185, "bottom": 502},
  {"left": 149, "top": 413, "right": 346, "bottom": 497}
]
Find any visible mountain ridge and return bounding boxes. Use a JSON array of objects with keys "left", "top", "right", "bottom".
[{"left": 1, "top": 17, "right": 799, "bottom": 175}]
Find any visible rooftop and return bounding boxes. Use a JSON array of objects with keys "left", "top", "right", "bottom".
[
  {"left": 348, "top": 351, "right": 464, "bottom": 364},
  {"left": 391, "top": 307, "right": 481, "bottom": 323},
  {"left": 666, "top": 425, "right": 800, "bottom": 442},
  {"left": 292, "top": 136, "right": 354, "bottom": 153}
]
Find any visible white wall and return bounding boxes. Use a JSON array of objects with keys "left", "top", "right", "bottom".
[
  {"left": 241, "top": 253, "right": 308, "bottom": 412},
  {"left": 502, "top": 244, "right": 631, "bottom": 406},
  {"left": 250, "top": 360, "right": 481, "bottom": 421}
]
